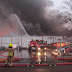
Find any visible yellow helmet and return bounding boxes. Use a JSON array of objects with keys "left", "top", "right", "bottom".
[{"left": 9, "top": 43, "right": 12, "bottom": 47}]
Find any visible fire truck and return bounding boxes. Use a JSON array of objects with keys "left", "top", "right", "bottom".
[{"left": 28, "top": 40, "right": 47, "bottom": 52}]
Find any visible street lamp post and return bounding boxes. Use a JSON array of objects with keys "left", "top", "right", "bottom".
[
  {"left": 60, "top": 38, "right": 62, "bottom": 57},
  {"left": 18, "top": 38, "right": 19, "bottom": 59},
  {"left": 57, "top": 39, "right": 58, "bottom": 57}
]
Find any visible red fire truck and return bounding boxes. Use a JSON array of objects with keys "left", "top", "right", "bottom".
[{"left": 28, "top": 40, "right": 47, "bottom": 52}]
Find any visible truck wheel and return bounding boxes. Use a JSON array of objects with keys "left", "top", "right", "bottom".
[{"left": 29, "top": 47, "right": 31, "bottom": 53}]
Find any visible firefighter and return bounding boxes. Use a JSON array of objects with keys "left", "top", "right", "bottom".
[
  {"left": 64, "top": 48, "right": 67, "bottom": 53},
  {"left": 32, "top": 39, "right": 34, "bottom": 41},
  {"left": 5, "top": 43, "right": 14, "bottom": 66}
]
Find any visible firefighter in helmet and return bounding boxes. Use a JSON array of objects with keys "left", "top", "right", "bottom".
[{"left": 5, "top": 43, "right": 14, "bottom": 66}]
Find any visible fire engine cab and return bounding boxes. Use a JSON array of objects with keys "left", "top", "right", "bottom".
[{"left": 28, "top": 39, "right": 47, "bottom": 51}]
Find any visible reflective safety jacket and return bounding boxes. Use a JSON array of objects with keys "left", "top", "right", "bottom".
[{"left": 5, "top": 47, "right": 14, "bottom": 56}]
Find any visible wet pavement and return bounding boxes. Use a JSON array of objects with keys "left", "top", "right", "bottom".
[
  {"left": 14, "top": 49, "right": 57, "bottom": 64},
  {"left": 0, "top": 65, "right": 72, "bottom": 72},
  {"left": 0, "top": 48, "right": 72, "bottom": 65}
]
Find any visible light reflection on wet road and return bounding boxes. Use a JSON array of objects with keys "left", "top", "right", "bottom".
[
  {"left": 0, "top": 48, "right": 68, "bottom": 64},
  {"left": 1, "top": 49, "right": 55, "bottom": 64}
]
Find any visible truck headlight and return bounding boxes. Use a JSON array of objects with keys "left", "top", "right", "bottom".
[
  {"left": 38, "top": 52, "right": 41, "bottom": 56},
  {"left": 44, "top": 52, "right": 46, "bottom": 55},
  {"left": 38, "top": 48, "right": 40, "bottom": 50},
  {"left": 44, "top": 48, "right": 46, "bottom": 49}
]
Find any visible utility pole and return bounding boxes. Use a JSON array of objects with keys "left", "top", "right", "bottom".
[{"left": 57, "top": 38, "right": 62, "bottom": 57}]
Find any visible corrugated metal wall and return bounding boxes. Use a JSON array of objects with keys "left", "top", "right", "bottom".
[{"left": 0, "top": 36, "right": 64, "bottom": 47}]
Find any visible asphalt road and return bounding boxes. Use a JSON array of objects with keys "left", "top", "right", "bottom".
[
  {"left": 1, "top": 48, "right": 72, "bottom": 64},
  {"left": 0, "top": 65, "right": 72, "bottom": 72},
  {"left": 0, "top": 48, "right": 72, "bottom": 72}
]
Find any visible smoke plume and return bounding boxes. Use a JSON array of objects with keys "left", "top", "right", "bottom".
[{"left": 0, "top": 0, "right": 69, "bottom": 36}]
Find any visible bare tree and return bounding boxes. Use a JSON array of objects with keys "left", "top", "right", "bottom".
[
  {"left": 59, "top": 0, "right": 72, "bottom": 37},
  {"left": 63, "top": 0, "right": 72, "bottom": 22}
]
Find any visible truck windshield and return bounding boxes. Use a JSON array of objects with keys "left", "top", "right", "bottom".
[{"left": 37, "top": 41, "right": 46, "bottom": 44}]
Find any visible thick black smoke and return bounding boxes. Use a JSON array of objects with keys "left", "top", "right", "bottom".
[
  {"left": 0, "top": 0, "right": 68, "bottom": 36},
  {"left": 0, "top": 0, "right": 53, "bottom": 22}
]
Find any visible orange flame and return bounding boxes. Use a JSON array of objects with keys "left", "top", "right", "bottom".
[{"left": 53, "top": 43, "right": 66, "bottom": 47}]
